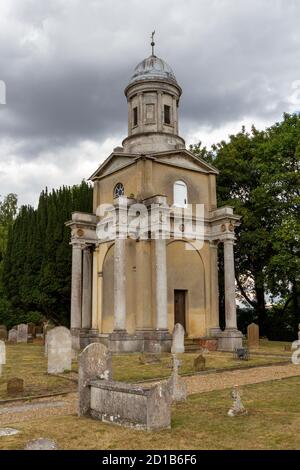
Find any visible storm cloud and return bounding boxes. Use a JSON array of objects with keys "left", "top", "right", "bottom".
[{"left": 0, "top": 0, "right": 300, "bottom": 205}]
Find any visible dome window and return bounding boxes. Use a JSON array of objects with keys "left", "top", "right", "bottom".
[
  {"left": 164, "top": 105, "right": 171, "bottom": 125},
  {"left": 113, "top": 183, "right": 125, "bottom": 199},
  {"left": 174, "top": 180, "right": 188, "bottom": 208}
]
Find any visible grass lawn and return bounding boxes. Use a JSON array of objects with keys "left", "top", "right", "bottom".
[
  {"left": 1, "top": 376, "right": 300, "bottom": 450},
  {"left": 0, "top": 340, "right": 292, "bottom": 399}
]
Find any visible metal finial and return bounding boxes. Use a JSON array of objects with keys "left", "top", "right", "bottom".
[{"left": 151, "top": 30, "right": 155, "bottom": 56}]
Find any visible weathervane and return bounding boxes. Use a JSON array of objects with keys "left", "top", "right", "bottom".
[{"left": 151, "top": 30, "right": 155, "bottom": 56}]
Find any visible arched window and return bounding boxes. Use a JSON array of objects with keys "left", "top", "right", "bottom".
[
  {"left": 173, "top": 180, "right": 188, "bottom": 207},
  {"left": 113, "top": 182, "right": 124, "bottom": 199}
]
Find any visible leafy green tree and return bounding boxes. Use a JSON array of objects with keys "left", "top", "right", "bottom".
[{"left": 190, "top": 113, "right": 300, "bottom": 335}]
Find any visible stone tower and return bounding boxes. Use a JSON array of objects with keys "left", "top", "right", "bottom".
[
  {"left": 122, "top": 53, "right": 185, "bottom": 153},
  {"left": 67, "top": 39, "right": 243, "bottom": 354}
]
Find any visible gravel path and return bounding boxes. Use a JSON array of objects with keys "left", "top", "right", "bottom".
[
  {"left": 0, "top": 393, "right": 77, "bottom": 426},
  {"left": 184, "top": 363, "right": 300, "bottom": 395}
]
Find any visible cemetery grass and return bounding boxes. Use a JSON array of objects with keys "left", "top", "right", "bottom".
[
  {"left": 1, "top": 376, "right": 300, "bottom": 449},
  {"left": 0, "top": 342, "right": 77, "bottom": 399},
  {"left": 0, "top": 340, "right": 291, "bottom": 399}
]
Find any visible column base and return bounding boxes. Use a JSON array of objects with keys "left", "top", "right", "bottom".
[
  {"left": 109, "top": 330, "right": 143, "bottom": 354},
  {"left": 217, "top": 328, "right": 243, "bottom": 352},
  {"left": 210, "top": 327, "right": 222, "bottom": 337},
  {"left": 140, "top": 329, "right": 172, "bottom": 353},
  {"left": 71, "top": 328, "right": 81, "bottom": 358}
]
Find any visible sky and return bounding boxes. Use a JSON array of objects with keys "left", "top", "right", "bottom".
[{"left": 0, "top": 0, "right": 300, "bottom": 207}]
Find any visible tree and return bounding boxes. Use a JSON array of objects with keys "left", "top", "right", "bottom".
[
  {"left": 190, "top": 114, "right": 300, "bottom": 335},
  {"left": 0, "top": 193, "right": 18, "bottom": 262},
  {"left": 2, "top": 181, "right": 93, "bottom": 327}
]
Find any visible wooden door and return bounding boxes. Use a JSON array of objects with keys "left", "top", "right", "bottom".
[{"left": 174, "top": 290, "right": 186, "bottom": 331}]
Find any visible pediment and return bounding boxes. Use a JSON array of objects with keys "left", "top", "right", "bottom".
[
  {"left": 151, "top": 149, "right": 219, "bottom": 175},
  {"left": 90, "top": 153, "right": 137, "bottom": 180}
]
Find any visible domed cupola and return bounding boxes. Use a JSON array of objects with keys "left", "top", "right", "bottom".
[
  {"left": 122, "top": 33, "right": 185, "bottom": 154},
  {"left": 129, "top": 55, "right": 178, "bottom": 86}
]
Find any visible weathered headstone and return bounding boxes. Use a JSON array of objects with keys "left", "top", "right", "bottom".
[
  {"left": 7, "top": 377, "right": 24, "bottom": 395},
  {"left": 194, "top": 354, "right": 206, "bottom": 372},
  {"left": 167, "top": 354, "right": 187, "bottom": 402},
  {"left": 0, "top": 340, "right": 6, "bottom": 376},
  {"left": 47, "top": 327, "right": 72, "bottom": 374},
  {"left": 247, "top": 323, "right": 259, "bottom": 349},
  {"left": 78, "top": 342, "right": 112, "bottom": 416},
  {"left": 228, "top": 385, "right": 248, "bottom": 417},
  {"left": 24, "top": 438, "right": 58, "bottom": 450},
  {"left": 139, "top": 353, "right": 161, "bottom": 364},
  {"left": 28, "top": 323, "right": 36, "bottom": 339},
  {"left": 17, "top": 324, "right": 28, "bottom": 343},
  {"left": 8, "top": 329, "right": 17, "bottom": 343},
  {"left": 0, "top": 325, "right": 7, "bottom": 341},
  {"left": 171, "top": 323, "right": 185, "bottom": 354}
]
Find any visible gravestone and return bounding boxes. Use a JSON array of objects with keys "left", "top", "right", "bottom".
[
  {"left": 24, "top": 438, "right": 58, "bottom": 450},
  {"left": 78, "top": 342, "right": 112, "bottom": 416},
  {"left": 17, "top": 324, "right": 28, "bottom": 343},
  {"left": 8, "top": 329, "right": 17, "bottom": 343},
  {"left": 28, "top": 323, "right": 36, "bottom": 339},
  {"left": 7, "top": 377, "right": 24, "bottom": 395},
  {"left": 171, "top": 323, "right": 185, "bottom": 354},
  {"left": 194, "top": 354, "right": 206, "bottom": 372},
  {"left": 47, "top": 327, "right": 72, "bottom": 374},
  {"left": 0, "top": 325, "right": 7, "bottom": 341},
  {"left": 167, "top": 354, "right": 187, "bottom": 402},
  {"left": 0, "top": 340, "right": 6, "bottom": 376},
  {"left": 228, "top": 385, "right": 248, "bottom": 417},
  {"left": 247, "top": 323, "right": 259, "bottom": 349}
]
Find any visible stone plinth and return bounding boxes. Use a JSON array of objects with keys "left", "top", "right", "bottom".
[
  {"left": 109, "top": 331, "right": 143, "bottom": 354},
  {"left": 89, "top": 380, "right": 171, "bottom": 430},
  {"left": 217, "top": 329, "right": 243, "bottom": 352}
]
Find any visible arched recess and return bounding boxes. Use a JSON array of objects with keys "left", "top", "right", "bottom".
[{"left": 166, "top": 240, "right": 206, "bottom": 337}]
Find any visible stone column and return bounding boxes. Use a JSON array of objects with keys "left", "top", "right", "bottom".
[
  {"left": 224, "top": 239, "right": 237, "bottom": 329},
  {"left": 70, "top": 244, "right": 82, "bottom": 329},
  {"left": 209, "top": 242, "right": 221, "bottom": 336},
  {"left": 155, "top": 238, "right": 168, "bottom": 330},
  {"left": 82, "top": 247, "right": 92, "bottom": 329},
  {"left": 114, "top": 237, "right": 126, "bottom": 331},
  {"left": 217, "top": 238, "right": 242, "bottom": 351}
]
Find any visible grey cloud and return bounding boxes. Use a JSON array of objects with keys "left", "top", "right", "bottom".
[{"left": 0, "top": 0, "right": 300, "bottom": 203}]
